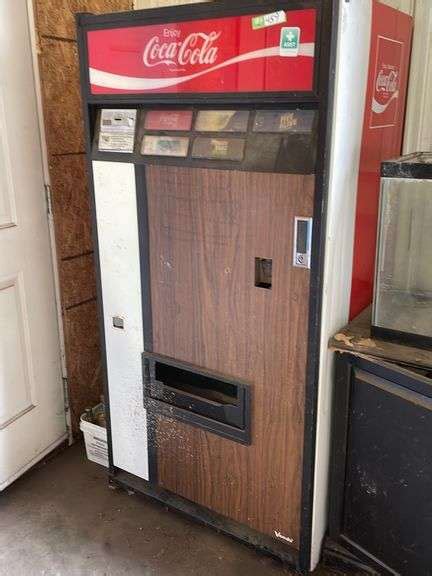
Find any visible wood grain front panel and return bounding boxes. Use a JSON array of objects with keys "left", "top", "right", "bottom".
[{"left": 146, "top": 166, "right": 314, "bottom": 548}]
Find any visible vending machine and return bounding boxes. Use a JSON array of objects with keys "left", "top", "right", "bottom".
[{"left": 77, "top": 1, "right": 412, "bottom": 571}]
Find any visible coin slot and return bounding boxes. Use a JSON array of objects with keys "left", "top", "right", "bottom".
[
  {"left": 293, "top": 217, "right": 312, "bottom": 269},
  {"left": 296, "top": 220, "right": 308, "bottom": 254}
]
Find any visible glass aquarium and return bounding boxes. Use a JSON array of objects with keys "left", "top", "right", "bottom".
[{"left": 372, "top": 153, "right": 432, "bottom": 347}]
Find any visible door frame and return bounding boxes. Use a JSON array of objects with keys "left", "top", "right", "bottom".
[{"left": 26, "top": 0, "right": 72, "bottom": 444}]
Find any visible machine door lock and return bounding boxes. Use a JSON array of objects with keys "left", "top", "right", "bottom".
[{"left": 293, "top": 217, "right": 313, "bottom": 269}]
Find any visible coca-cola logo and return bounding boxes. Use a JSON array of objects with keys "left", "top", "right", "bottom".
[
  {"left": 375, "top": 66, "right": 399, "bottom": 100},
  {"left": 370, "top": 37, "right": 403, "bottom": 128},
  {"left": 143, "top": 29, "right": 221, "bottom": 69}
]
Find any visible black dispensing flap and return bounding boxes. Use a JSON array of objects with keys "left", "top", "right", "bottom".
[{"left": 143, "top": 353, "right": 251, "bottom": 445}]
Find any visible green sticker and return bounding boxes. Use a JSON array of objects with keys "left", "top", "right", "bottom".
[
  {"left": 252, "top": 15, "right": 265, "bottom": 30},
  {"left": 280, "top": 27, "right": 300, "bottom": 57}
]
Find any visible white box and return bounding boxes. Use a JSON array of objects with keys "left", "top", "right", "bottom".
[{"left": 80, "top": 404, "right": 109, "bottom": 467}]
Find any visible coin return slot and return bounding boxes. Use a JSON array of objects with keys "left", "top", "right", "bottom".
[{"left": 255, "top": 258, "right": 272, "bottom": 289}]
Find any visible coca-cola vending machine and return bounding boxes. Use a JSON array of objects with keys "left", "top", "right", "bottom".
[{"left": 77, "top": 1, "right": 411, "bottom": 571}]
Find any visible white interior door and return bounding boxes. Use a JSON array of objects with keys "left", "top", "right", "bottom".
[{"left": 0, "top": 0, "right": 67, "bottom": 491}]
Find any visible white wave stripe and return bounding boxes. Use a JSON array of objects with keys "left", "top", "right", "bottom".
[
  {"left": 90, "top": 43, "right": 315, "bottom": 91},
  {"left": 372, "top": 90, "right": 399, "bottom": 114}
]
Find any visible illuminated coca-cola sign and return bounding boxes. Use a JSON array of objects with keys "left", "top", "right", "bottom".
[{"left": 86, "top": 9, "right": 316, "bottom": 94}]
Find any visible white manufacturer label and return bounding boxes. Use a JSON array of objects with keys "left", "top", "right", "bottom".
[{"left": 274, "top": 531, "right": 294, "bottom": 544}]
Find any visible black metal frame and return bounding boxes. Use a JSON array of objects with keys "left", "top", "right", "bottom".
[
  {"left": 371, "top": 325, "right": 432, "bottom": 351},
  {"left": 111, "top": 467, "right": 299, "bottom": 566},
  {"left": 76, "top": 0, "right": 338, "bottom": 571},
  {"left": 328, "top": 352, "right": 432, "bottom": 576},
  {"left": 381, "top": 152, "right": 432, "bottom": 179}
]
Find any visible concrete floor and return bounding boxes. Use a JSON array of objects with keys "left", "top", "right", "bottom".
[{"left": 0, "top": 443, "right": 348, "bottom": 576}]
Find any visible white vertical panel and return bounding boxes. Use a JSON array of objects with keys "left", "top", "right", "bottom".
[
  {"left": 93, "top": 160, "right": 149, "bottom": 481},
  {"left": 403, "top": 0, "right": 432, "bottom": 153},
  {"left": 311, "top": 0, "right": 373, "bottom": 569}
]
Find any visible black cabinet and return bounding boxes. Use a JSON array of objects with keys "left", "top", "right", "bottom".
[{"left": 329, "top": 353, "right": 432, "bottom": 576}]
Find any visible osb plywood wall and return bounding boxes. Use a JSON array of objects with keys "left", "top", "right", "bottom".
[{"left": 34, "top": 0, "right": 133, "bottom": 435}]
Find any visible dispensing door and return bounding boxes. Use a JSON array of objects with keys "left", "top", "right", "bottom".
[{"left": 140, "top": 108, "right": 316, "bottom": 548}]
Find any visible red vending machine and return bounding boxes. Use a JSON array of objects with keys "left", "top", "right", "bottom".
[{"left": 77, "top": 1, "right": 412, "bottom": 571}]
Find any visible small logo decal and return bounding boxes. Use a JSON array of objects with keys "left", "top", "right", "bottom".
[
  {"left": 370, "top": 35, "right": 403, "bottom": 129},
  {"left": 280, "top": 27, "right": 300, "bottom": 57},
  {"left": 274, "top": 530, "right": 294, "bottom": 544}
]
